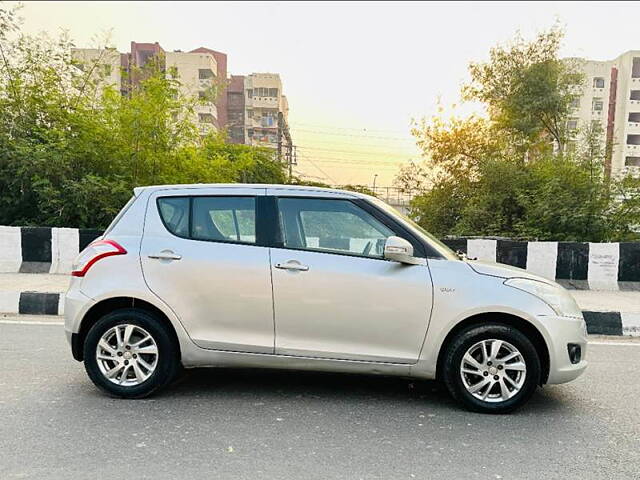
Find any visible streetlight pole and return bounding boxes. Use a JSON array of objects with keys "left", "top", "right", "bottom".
[{"left": 372, "top": 173, "right": 378, "bottom": 195}]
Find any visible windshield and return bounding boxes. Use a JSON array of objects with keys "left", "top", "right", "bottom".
[{"left": 368, "top": 196, "right": 459, "bottom": 261}]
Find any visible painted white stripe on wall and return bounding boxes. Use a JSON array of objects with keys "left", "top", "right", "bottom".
[
  {"left": 57, "top": 294, "right": 65, "bottom": 316},
  {"left": 526, "top": 242, "right": 558, "bottom": 281},
  {"left": 50, "top": 228, "right": 79, "bottom": 274},
  {"left": 467, "top": 239, "right": 497, "bottom": 263},
  {"left": 0, "top": 226, "right": 22, "bottom": 273},
  {"left": 588, "top": 243, "right": 620, "bottom": 291},
  {"left": 621, "top": 313, "right": 640, "bottom": 337},
  {"left": 0, "top": 291, "right": 20, "bottom": 314}
]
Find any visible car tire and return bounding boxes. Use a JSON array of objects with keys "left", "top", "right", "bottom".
[
  {"left": 83, "top": 308, "right": 180, "bottom": 398},
  {"left": 442, "top": 323, "right": 541, "bottom": 414}
]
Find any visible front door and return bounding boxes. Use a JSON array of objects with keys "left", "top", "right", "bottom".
[
  {"left": 140, "top": 187, "right": 274, "bottom": 354},
  {"left": 269, "top": 195, "right": 433, "bottom": 364}
]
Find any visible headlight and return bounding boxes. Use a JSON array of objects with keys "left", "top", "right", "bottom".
[{"left": 504, "top": 278, "right": 583, "bottom": 318}]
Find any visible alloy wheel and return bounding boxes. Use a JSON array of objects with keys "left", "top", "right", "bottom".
[
  {"left": 95, "top": 324, "right": 159, "bottom": 386},
  {"left": 459, "top": 339, "right": 527, "bottom": 403}
]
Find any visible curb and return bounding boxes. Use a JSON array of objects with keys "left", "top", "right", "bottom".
[{"left": 1, "top": 291, "right": 638, "bottom": 337}]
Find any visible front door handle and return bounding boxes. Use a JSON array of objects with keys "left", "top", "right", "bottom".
[
  {"left": 275, "top": 261, "right": 309, "bottom": 272},
  {"left": 148, "top": 251, "right": 182, "bottom": 261}
]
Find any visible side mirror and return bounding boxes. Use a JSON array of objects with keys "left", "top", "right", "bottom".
[{"left": 384, "top": 236, "right": 423, "bottom": 265}]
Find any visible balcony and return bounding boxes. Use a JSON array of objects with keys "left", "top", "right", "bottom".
[
  {"left": 195, "top": 103, "right": 218, "bottom": 119},
  {"left": 246, "top": 96, "right": 279, "bottom": 109}
]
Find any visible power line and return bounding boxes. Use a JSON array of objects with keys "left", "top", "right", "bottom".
[
  {"left": 296, "top": 145, "right": 418, "bottom": 156},
  {"left": 289, "top": 122, "right": 411, "bottom": 134},
  {"left": 291, "top": 128, "right": 415, "bottom": 141},
  {"left": 296, "top": 150, "right": 337, "bottom": 183}
]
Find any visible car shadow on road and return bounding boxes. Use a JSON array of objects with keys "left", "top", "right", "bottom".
[{"left": 162, "top": 367, "right": 571, "bottom": 416}]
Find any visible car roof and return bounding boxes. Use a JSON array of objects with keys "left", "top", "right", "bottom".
[{"left": 133, "top": 183, "right": 372, "bottom": 200}]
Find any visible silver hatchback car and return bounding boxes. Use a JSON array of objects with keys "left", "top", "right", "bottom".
[{"left": 65, "top": 184, "right": 587, "bottom": 413}]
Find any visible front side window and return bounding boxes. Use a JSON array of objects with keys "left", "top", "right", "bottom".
[{"left": 277, "top": 198, "right": 394, "bottom": 258}]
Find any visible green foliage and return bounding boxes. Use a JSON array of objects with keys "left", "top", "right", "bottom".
[
  {"left": 400, "top": 25, "right": 640, "bottom": 242},
  {"left": 464, "top": 26, "right": 583, "bottom": 150},
  {"left": 0, "top": 6, "right": 286, "bottom": 228}
]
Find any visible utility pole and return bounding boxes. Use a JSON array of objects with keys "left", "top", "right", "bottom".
[{"left": 278, "top": 111, "right": 294, "bottom": 181}]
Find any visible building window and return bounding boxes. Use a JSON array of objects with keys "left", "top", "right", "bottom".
[
  {"left": 569, "top": 98, "right": 580, "bottom": 109},
  {"left": 198, "top": 91, "right": 206, "bottom": 100},
  {"left": 632, "top": 90, "right": 640, "bottom": 101},
  {"left": 592, "top": 98, "right": 603, "bottom": 111},
  {"left": 593, "top": 77, "right": 605, "bottom": 88},
  {"left": 627, "top": 134, "right": 640, "bottom": 145},
  {"left": 566, "top": 119, "right": 578, "bottom": 131},
  {"left": 269, "top": 88, "right": 278, "bottom": 97},
  {"left": 629, "top": 113, "right": 640, "bottom": 123},
  {"left": 625, "top": 156, "right": 640, "bottom": 166},
  {"left": 247, "top": 89, "right": 253, "bottom": 98},
  {"left": 198, "top": 69, "right": 214, "bottom": 80},
  {"left": 198, "top": 113, "right": 215, "bottom": 124},
  {"left": 633, "top": 57, "right": 640, "bottom": 78}
]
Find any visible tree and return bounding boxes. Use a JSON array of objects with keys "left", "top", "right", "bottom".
[
  {"left": 463, "top": 26, "right": 583, "bottom": 152},
  {"left": 0, "top": 6, "right": 287, "bottom": 228},
  {"left": 399, "top": 25, "right": 640, "bottom": 242}
]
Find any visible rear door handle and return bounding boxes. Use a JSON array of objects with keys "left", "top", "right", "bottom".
[
  {"left": 275, "top": 261, "right": 309, "bottom": 272},
  {"left": 148, "top": 251, "right": 182, "bottom": 261}
]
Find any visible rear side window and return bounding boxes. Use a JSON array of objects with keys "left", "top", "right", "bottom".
[
  {"left": 157, "top": 196, "right": 256, "bottom": 244},
  {"left": 158, "top": 197, "right": 189, "bottom": 237}
]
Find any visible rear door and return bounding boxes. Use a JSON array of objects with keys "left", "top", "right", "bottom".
[{"left": 140, "top": 187, "right": 274, "bottom": 354}]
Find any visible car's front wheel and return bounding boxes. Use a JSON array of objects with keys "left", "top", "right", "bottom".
[
  {"left": 442, "top": 323, "right": 541, "bottom": 414},
  {"left": 83, "top": 309, "right": 180, "bottom": 398}
]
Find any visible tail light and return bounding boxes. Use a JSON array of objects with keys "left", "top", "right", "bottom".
[{"left": 71, "top": 239, "right": 127, "bottom": 277}]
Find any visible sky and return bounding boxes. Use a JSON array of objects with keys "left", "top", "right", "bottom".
[{"left": 11, "top": 1, "right": 640, "bottom": 186}]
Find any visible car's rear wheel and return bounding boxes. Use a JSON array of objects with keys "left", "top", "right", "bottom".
[
  {"left": 442, "top": 323, "right": 541, "bottom": 414},
  {"left": 83, "top": 309, "right": 180, "bottom": 398}
]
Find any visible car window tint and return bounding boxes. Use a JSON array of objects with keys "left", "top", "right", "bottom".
[
  {"left": 157, "top": 197, "right": 189, "bottom": 237},
  {"left": 192, "top": 196, "right": 256, "bottom": 243},
  {"left": 278, "top": 198, "right": 394, "bottom": 258}
]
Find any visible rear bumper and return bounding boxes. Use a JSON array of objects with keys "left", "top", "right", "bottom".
[
  {"left": 541, "top": 314, "right": 588, "bottom": 384},
  {"left": 64, "top": 281, "right": 94, "bottom": 362}
]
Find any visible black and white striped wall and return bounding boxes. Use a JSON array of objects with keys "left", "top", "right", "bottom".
[
  {"left": 1, "top": 290, "right": 637, "bottom": 335},
  {"left": 442, "top": 238, "right": 640, "bottom": 291},
  {"left": 1, "top": 227, "right": 639, "bottom": 291},
  {"left": 0, "top": 226, "right": 102, "bottom": 274}
]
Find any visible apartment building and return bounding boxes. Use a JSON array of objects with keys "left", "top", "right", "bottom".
[
  {"left": 72, "top": 42, "right": 224, "bottom": 133},
  {"left": 226, "top": 73, "right": 293, "bottom": 163},
  {"left": 71, "top": 43, "right": 292, "bottom": 159},
  {"left": 70, "top": 47, "right": 122, "bottom": 96},
  {"left": 570, "top": 50, "right": 640, "bottom": 176}
]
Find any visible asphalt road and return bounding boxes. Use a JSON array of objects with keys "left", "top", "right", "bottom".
[{"left": 1, "top": 322, "right": 639, "bottom": 480}]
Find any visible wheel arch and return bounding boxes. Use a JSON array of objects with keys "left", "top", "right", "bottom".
[
  {"left": 435, "top": 312, "right": 550, "bottom": 385},
  {"left": 72, "top": 296, "right": 181, "bottom": 362}
]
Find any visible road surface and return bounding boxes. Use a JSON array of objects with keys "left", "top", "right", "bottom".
[{"left": 1, "top": 320, "right": 638, "bottom": 479}]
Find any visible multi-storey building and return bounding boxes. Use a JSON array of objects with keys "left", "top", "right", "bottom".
[
  {"left": 72, "top": 42, "right": 224, "bottom": 134},
  {"left": 71, "top": 43, "right": 292, "bottom": 161},
  {"left": 570, "top": 51, "right": 640, "bottom": 176},
  {"left": 226, "top": 73, "right": 293, "bottom": 165},
  {"left": 70, "top": 47, "right": 122, "bottom": 96}
]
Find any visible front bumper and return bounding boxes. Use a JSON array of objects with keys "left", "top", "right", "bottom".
[{"left": 539, "top": 314, "right": 588, "bottom": 384}]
